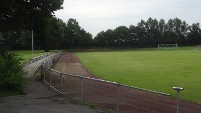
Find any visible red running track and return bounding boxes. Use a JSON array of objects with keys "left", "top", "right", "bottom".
[{"left": 52, "top": 53, "right": 201, "bottom": 113}]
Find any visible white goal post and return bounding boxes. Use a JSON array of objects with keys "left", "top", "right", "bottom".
[{"left": 158, "top": 44, "right": 178, "bottom": 51}]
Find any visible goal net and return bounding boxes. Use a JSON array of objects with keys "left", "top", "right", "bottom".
[{"left": 158, "top": 44, "right": 178, "bottom": 51}]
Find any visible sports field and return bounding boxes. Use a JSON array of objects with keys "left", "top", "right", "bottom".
[
  {"left": 75, "top": 47, "right": 201, "bottom": 103},
  {"left": 13, "top": 50, "right": 52, "bottom": 62}
]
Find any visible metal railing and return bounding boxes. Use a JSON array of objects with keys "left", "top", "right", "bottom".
[
  {"left": 21, "top": 53, "right": 53, "bottom": 67},
  {"left": 41, "top": 55, "right": 175, "bottom": 113}
]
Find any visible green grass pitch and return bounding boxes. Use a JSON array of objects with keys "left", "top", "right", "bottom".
[
  {"left": 13, "top": 50, "right": 52, "bottom": 63},
  {"left": 75, "top": 47, "right": 201, "bottom": 103}
]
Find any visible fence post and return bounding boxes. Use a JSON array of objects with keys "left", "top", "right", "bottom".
[
  {"left": 48, "top": 58, "right": 50, "bottom": 69},
  {"left": 116, "top": 84, "right": 120, "bottom": 113},
  {"left": 80, "top": 77, "right": 84, "bottom": 104},
  {"left": 176, "top": 90, "right": 179, "bottom": 113},
  {"left": 43, "top": 68, "right": 46, "bottom": 84},
  {"left": 60, "top": 73, "right": 63, "bottom": 95},
  {"left": 173, "top": 87, "right": 184, "bottom": 113},
  {"left": 49, "top": 72, "right": 52, "bottom": 89},
  {"left": 43, "top": 70, "right": 46, "bottom": 83},
  {"left": 41, "top": 65, "right": 43, "bottom": 80},
  {"left": 50, "top": 57, "right": 53, "bottom": 67}
]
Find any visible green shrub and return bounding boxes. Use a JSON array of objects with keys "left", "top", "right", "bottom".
[{"left": 0, "top": 49, "right": 26, "bottom": 95}]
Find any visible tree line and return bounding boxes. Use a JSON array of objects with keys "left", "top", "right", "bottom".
[
  {"left": 1, "top": 17, "right": 201, "bottom": 50},
  {"left": 94, "top": 17, "right": 201, "bottom": 48},
  {"left": 0, "top": 18, "right": 93, "bottom": 50}
]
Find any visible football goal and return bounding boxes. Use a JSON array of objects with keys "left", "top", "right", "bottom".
[{"left": 158, "top": 44, "right": 178, "bottom": 51}]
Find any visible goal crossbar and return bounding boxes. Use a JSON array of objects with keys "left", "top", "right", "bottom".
[{"left": 158, "top": 44, "right": 178, "bottom": 51}]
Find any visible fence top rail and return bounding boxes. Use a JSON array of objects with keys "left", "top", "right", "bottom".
[
  {"left": 29, "top": 53, "right": 52, "bottom": 60},
  {"left": 21, "top": 52, "right": 57, "bottom": 67},
  {"left": 41, "top": 52, "right": 62, "bottom": 64},
  {"left": 158, "top": 44, "right": 178, "bottom": 45},
  {"left": 50, "top": 69, "right": 119, "bottom": 85},
  {"left": 49, "top": 69, "right": 170, "bottom": 96}
]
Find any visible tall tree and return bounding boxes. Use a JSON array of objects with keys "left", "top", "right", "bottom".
[
  {"left": 79, "top": 29, "right": 93, "bottom": 48},
  {"left": 63, "top": 18, "right": 81, "bottom": 49},
  {"left": 136, "top": 20, "right": 147, "bottom": 47},
  {"left": 0, "top": 0, "right": 64, "bottom": 32},
  {"left": 129, "top": 25, "right": 139, "bottom": 47},
  {"left": 145, "top": 18, "right": 161, "bottom": 46},
  {"left": 114, "top": 26, "right": 129, "bottom": 47},
  {"left": 163, "top": 19, "right": 177, "bottom": 44},
  {"left": 187, "top": 23, "right": 201, "bottom": 45},
  {"left": 46, "top": 17, "right": 65, "bottom": 50},
  {"left": 0, "top": 0, "right": 64, "bottom": 51},
  {"left": 158, "top": 19, "right": 166, "bottom": 43},
  {"left": 94, "top": 31, "right": 106, "bottom": 47},
  {"left": 62, "top": 18, "right": 93, "bottom": 49}
]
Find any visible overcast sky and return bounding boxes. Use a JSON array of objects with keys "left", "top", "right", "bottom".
[{"left": 54, "top": 0, "right": 201, "bottom": 37}]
